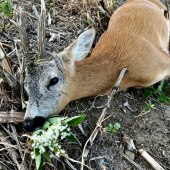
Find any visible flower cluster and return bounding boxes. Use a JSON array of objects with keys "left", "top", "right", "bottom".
[{"left": 31, "top": 118, "right": 70, "bottom": 159}]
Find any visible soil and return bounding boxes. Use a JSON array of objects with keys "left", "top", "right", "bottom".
[
  {"left": 60, "top": 88, "right": 170, "bottom": 170},
  {"left": 0, "top": 0, "right": 170, "bottom": 170}
]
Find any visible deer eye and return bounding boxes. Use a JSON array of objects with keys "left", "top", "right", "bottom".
[{"left": 49, "top": 77, "right": 59, "bottom": 86}]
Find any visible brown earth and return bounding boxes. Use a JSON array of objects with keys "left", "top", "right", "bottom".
[{"left": 0, "top": 0, "right": 170, "bottom": 169}]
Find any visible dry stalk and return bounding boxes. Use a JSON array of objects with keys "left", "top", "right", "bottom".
[
  {"left": 10, "top": 123, "right": 28, "bottom": 170},
  {"left": 0, "top": 129, "right": 25, "bottom": 170},
  {"left": 81, "top": 67, "right": 127, "bottom": 170},
  {"left": 0, "top": 43, "right": 20, "bottom": 100},
  {"left": 123, "top": 135, "right": 166, "bottom": 170},
  {"left": 139, "top": 149, "right": 165, "bottom": 170},
  {"left": 119, "top": 151, "right": 144, "bottom": 170},
  {"left": 0, "top": 111, "right": 24, "bottom": 123},
  {"left": 10, "top": 8, "right": 30, "bottom": 57},
  {"left": 32, "top": 0, "right": 46, "bottom": 58}
]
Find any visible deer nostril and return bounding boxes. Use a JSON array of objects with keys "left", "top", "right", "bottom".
[
  {"left": 23, "top": 119, "right": 36, "bottom": 132},
  {"left": 23, "top": 117, "right": 46, "bottom": 132}
]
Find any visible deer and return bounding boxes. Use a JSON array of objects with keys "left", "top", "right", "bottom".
[{"left": 23, "top": 0, "right": 170, "bottom": 131}]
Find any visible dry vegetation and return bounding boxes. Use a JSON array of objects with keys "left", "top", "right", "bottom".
[{"left": 0, "top": 0, "right": 170, "bottom": 170}]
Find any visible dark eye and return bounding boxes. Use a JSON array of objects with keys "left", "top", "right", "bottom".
[{"left": 49, "top": 77, "right": 59, "bottom": 86}]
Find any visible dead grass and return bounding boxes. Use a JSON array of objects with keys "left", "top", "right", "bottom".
[{"left": 1, "top": 0, "right": 170, "bottom": 170}]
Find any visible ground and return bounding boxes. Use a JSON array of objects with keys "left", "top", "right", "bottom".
[{"left": 0, "top": 0, "right": 170, "bottom": 170}]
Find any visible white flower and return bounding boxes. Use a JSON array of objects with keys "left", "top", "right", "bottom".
[
  {"left": 55, "top": 152, "right": 60, "bottom": 158},
  {"left": 60, "top": 149, "right": 65, "bottom": 153},
  {"left": 31, "top": 116, "right": 70, "bottom": 160},
  {"left": 31, "top": 152, "right": 35, "bottom": 159}
]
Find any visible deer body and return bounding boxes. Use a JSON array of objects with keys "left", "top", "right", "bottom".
[{"left": 24, "top": 0, "right": 170, "bottom": 131}]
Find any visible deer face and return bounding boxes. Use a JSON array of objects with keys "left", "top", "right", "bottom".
[
  {"left": 24, "top": 59, "right": 69, "bottom": 131},
  {"left": 23, "top": 28, "right": 96, "bottom": 131}
]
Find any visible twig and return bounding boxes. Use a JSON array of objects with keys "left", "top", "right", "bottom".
[
  {"left": 0, "top": 129, "right": 25, "bottom": 170},
  {"left": 0, "top": 111, "right": 24, "bottom": 123},
  {"left": 119, "top": 151, "right": 144, "bottom": 170},
  {"left": 81, "top": 68, "right": 127, "bottom": 170},
  {"left": 139, "top": 149, "right": 165, "bottom": 170},
  {"left": 59, "top": 153, "right": 92, "bottom": 170},
  {"left": 10, "top": 7, "right": 31, "bottom": 56},
  {"left": 10, "top": 123, "right": 29, "bottom": 170},
  {"left": 134, "top": 110, "right": 151, "bottom": 118},
  {"left": 0, "top": 43, "right": 20, "bottom": 100},
  {"left": 32, "top": 0, "right": 46, "bottom": 58}
]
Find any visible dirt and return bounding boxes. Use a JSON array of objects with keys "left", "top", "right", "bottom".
[
  {"left": 0, "top": 0, "right": 170, "bottom": 170},
  {"left": 60, "top": 88, "right": 170, "bottom": 170}
]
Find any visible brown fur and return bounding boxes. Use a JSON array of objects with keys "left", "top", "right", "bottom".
[
  {"left": 25, "top": 0, "right": 170, "bottom": 120},
  {"left": 68, "top": 0, "right": 170, "bottom": 101}
]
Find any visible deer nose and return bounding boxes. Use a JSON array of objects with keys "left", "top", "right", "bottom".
[{"left": 23, "top": 117, "right": 46, "bottom": 132}]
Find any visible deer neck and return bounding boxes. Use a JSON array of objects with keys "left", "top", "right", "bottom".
[{"left": 68, "top": 54, "right": 116, "bottom": 101}]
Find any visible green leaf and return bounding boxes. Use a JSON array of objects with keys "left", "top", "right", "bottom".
[
  {"left": 97, "top": 11, "right": 100, "bottom": 19},
  {"left": 109, "top": 123, "right": 113, "bottom": 130},
  {"left": 36, "top": 154, "right": 43, "bottom": 170},
  {"left": 32, "top": 129, "right": 43, "bottom": 136},
  {"left": 105, "top": 127, "right": 110, "bottom": 131},
  {"left": 42, "top": 121, "right": 50, "bottom": 130},
  {"left": 166, "top": 90, "right": 170, "bottom": 95},
  {"left": 43, "top": 148, "right": 51, "bottom": 163},
  {"left": 145, "top": 100, "right": 156, "bottom": 110},
  {"left": 114, "top": 123, "right": 120, "bottom": 130},
  {"left": 0, "top": 74, "right": 4, "bottom": 79},
  {"left": 62, "top": 114, "right": 86, "bottom": 126},
  {"left": 0, "top": 1, "right": 13, "bottom": 17},
  {"left": 143, "top": 91, "right": 151, "bottom": 98},
  {"left": 34, "top": 148, "right": 40, "bottom": 157},
  {"left": 157, "top": 80, "right": 164, "bottom": 92},
  {"left": 87, "top": 13, "right": 91, "bottom": 26},
  {"left": 143, "top": 86, "right": 155, "bottom": 93},
  {"left": 47, "top": 117, "right": 61, "bottom": 125},
  {"left": 165, "top": 99, "right": 170, "bottom": 104},
  {"left": 111, "top": 128, "right": 116, "bottom": 133},
  {"left": 65, "top": 132, "right": 79, "bottom": 142},
  {"left": 157, "top": 94, "right": 167, "bottom": 102}
]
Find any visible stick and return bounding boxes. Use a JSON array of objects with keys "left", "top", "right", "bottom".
[
  {"left": 32, "top": 0, "right": 46, "bottom": 58},
  {"left": 0, "top": 111, "right": 24, "bottom": 123},
  {"left": 0, "top": 43, "right": 20, "bottom": 100},
  {"left": 0, "top": 129, "right": 24, "bottom": 170},
  {"left": 120, "top": 151, "right": 144, "bottom": 170},
  {"left": 139, "top": 149, "right": 165, "bottom": 170},
  {"left": 10, "top": 123, "right": 28, "bottom": 170},
  {"left": 90, "top": 68, "right": 127, "bottom": 146},
  {"left": 81, "top": 68, "right": 127, "bottom": 170}
]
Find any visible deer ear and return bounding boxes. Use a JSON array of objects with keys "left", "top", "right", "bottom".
[
  {"left": 59, "top": 28, "right": 96, "bottom": 63},
  {"left": 72, "top": 28, "right": 96, "bottom": 61}
]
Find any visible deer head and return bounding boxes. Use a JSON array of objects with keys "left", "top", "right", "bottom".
[{"left": 24, "top": 28, "right": 96, "bottom": 131}]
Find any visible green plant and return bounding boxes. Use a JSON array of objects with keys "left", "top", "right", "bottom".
[
  {"left": 105, "top": 123, "right": 120, "bottom": 133},
  {"left": 0, "top": 74, "right": 4, "bottom": 79},
  {"left": 0, "top": 0, "right": 13, "bottom": 17},
  {"left": 0, "top": 0, "right": 13, "bottom": 31},
  {"left": 30, "top": 114, "right": 86, "bottom": 170},
  {"left": 87, "top": 13, "right": 91, "bottom": 26},
  {"left": 143, "top": 80, "right": 170, "bottom": 104},
  {"left": 145, "top": 100, "right": 156, "bottom": 111}
]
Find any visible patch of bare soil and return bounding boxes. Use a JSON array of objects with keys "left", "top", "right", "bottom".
[
  {"left": 61, "top": 87, "right": 170, "bottom": 170},
  {"left": 0, "top": 0, "right": 170, "bottom": 170}
]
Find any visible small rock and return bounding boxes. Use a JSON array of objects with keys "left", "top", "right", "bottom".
[
  {"left": 125, "top": 150, "right": 135, "bottom": 160},
  {"left": 167, "top": 119, "right": 170, "bottom": 126},
  {"left": 0, "top": 29, "right": 3, "bottom": 35},
  {"left": 63, "top": 5, "right": 67, "bottom": 9}
]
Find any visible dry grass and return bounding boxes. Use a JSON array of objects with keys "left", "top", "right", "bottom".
[{"left": 0, "top": 0, "right": 119, "bottom": 169}]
